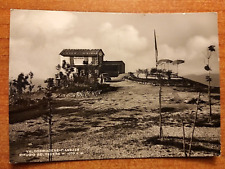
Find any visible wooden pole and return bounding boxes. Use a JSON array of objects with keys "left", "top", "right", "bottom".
[
  {"left": 159, "top": 75, "right": 163, "bottom": 139},
  {"left": 181, "top": 118, "right": 187, "bottom": 157},
  {"left": 188, "top": 92, "right": 200, "bottom": 157},
  {"left": 208, "top": 58, "right": 212, "bottom": 119},
  {"left": 48, "top": 99, "right": 53, "bottom": 162}
]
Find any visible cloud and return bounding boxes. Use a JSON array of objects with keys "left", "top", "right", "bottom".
[
  {"left": 59, "top": 37, "right": 95, "bottom": 49},
  {"left": 99, "top": 22, "right": 113, "bottom": 32},
  {"left": 11, "top": 10, "right": 78, "bottom": 38},
  {"left": 10, "top": 10, "right": 94, "bottom": 80},
  {"left": 155, "top": 35, "right": 219, "bottom": 75},
  {"left": 9, "top": 10, "right": 219, "bottom": 81},
  {"left": 98, "top": 23, "right": 149, "bottom": 71},
  {"left": 100, "top": 23, "right": 148, "bottom": 52},
  {"left": 10, "top": 35, "right": 96, "bottom": 80}
]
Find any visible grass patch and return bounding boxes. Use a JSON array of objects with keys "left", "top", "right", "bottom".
[
  {"left": 23, "top": 129, "right": 47, "bottom": 138},
  {"left": 161, "top": 107, "right": 177, "bottom": 112},
  {"left": 64, "top": 127, "right": 88, "bottom": 133},
  {"left": 56, "top": 83, "right": 119, "bottom": 94},
  {"left": 76, "top": 108, "right": 118, "bottom": 118},
  {"left": 143, "top": 136, "right": 220, "bottom": 155}
]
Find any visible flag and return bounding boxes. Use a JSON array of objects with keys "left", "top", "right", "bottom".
[{"left": 154, "top": 30, "right": 158, "bottom": 67}]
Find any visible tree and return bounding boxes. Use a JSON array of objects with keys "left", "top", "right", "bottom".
[
  {"left": 9, "top": 72, "right": 35, "bottom": 106},
  {"left": 188, "top": 93, "right": 201, "bottom": 157},
  {"left": 204, "top": 45, "right": 216, "bottom": 119},
  {"left": 44, "top": 78, "right": 54, "bottom": 89},
  {"left": 37, "top": 85, "right": 43, "bottom": 92},
  {"left": 61, "top": 60, "right": 75, "bottom": 86},
  {"left": 55, "top": 63, "right": 67, "bottom": 87},
  {"left": 11, "top": 73, "right": 30, "bottom": 94},
  {"left": 54, "top": 61, "right": 75, "bottom": 88},
  {"left": 44, "top": 78, "right": 54, "bottom": 162},
  {"left": 62, "top": 60, "right": 74, "bottom": 80},
  {"left": 136, "top": 69, "right": 142, "bottom": 78},
  {"left": 143, "top": 69, "right": 149, "bottom": 79},
  {"left": 28, "top": 71, "right": 35, "bottom": 93},
  {"left": 56, "top": 64, "right": 61, "bottom": 71}
]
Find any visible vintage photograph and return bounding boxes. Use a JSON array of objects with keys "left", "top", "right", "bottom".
[{"left": 9, "top": 10, "right": 220, "bottom": 163}]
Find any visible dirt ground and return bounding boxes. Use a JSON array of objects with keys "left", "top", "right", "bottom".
[{"left": 9, "top": 80, "right": 220, "bottom": 163}]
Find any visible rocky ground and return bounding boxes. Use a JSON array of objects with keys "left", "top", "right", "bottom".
[{"left": 9, "top": 80, "right": 220, "bottom": 163}]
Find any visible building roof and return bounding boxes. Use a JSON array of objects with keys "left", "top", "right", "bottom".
[
  {"left": 103, "top": 61, "right": 125, "bottom": 65},
  {"left": 59, "top": 49, "right": 104, "bottom": 57}
]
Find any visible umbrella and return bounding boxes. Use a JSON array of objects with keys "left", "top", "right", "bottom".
[
  {"left": 157, "top": 59, "right": 173, "bottom": 71},
  {"left": 157, "top": 59, "right": 173, "bottom": 65},
  {"left": 172, "top": 59, "right": 185, "bottom": 77},
  {"left": 172, "top": 59, "right": 185, "bottom": 65}
]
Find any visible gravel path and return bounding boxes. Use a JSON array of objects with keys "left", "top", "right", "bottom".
[{"left": 9, "top": 80, "right": 220, "bottom": 163}]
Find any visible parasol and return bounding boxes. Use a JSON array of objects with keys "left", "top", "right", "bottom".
[
  {"left": 157, "top": 59, "right": 173, "bottom": 71},
  {"left": 172, "top": 59, "right": 185, "bottom": 65},
  {"left": 172, "top": 59, "right": 185, "bottom": 77},
  {"left": 157, "top": 59, "right": 173, "bottom": 65}
]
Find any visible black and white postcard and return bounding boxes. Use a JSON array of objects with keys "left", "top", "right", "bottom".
[{"left": 9, "top": 10, "right": 220, "bottom": 163}]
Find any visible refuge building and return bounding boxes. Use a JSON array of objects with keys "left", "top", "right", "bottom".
[
  {"left": 59, "top": 49, "right": 125, "bottom": 77},
  {"left": 59, "top": 49, "right": 104, "bottom": 76}
]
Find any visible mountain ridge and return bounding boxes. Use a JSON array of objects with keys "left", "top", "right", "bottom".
[{"left": 183, "top": 73, "right": 220, "bottom": 87}]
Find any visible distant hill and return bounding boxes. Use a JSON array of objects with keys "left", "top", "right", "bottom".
[
  {"left": 32, "top": 78, "right": 46, "bottom": 89},
  {"left": 184, "top": 73, "right": 220, "bottom": 87}
]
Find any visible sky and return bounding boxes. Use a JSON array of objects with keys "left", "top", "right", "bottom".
[{"left": 9, "top": 9, "right": 219, "bottom": 82}]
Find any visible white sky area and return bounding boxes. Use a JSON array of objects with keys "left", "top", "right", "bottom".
[{"left": 10, "top": 10, "right": 219, "bottom": 81}]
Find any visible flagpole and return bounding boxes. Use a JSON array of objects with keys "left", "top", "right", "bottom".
[{"left": 154, "top": 30, "right": 158, "bottom": 69}]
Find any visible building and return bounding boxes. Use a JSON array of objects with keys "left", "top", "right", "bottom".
[
  {"left": 101, "top": 61, "right": 125, "bottom": 77},
  {"left": 59, "top": 49, "right": 125, "bottom": 78},
  {"left": 59, "top": 49, "right": 104, "bottom": 76}
]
